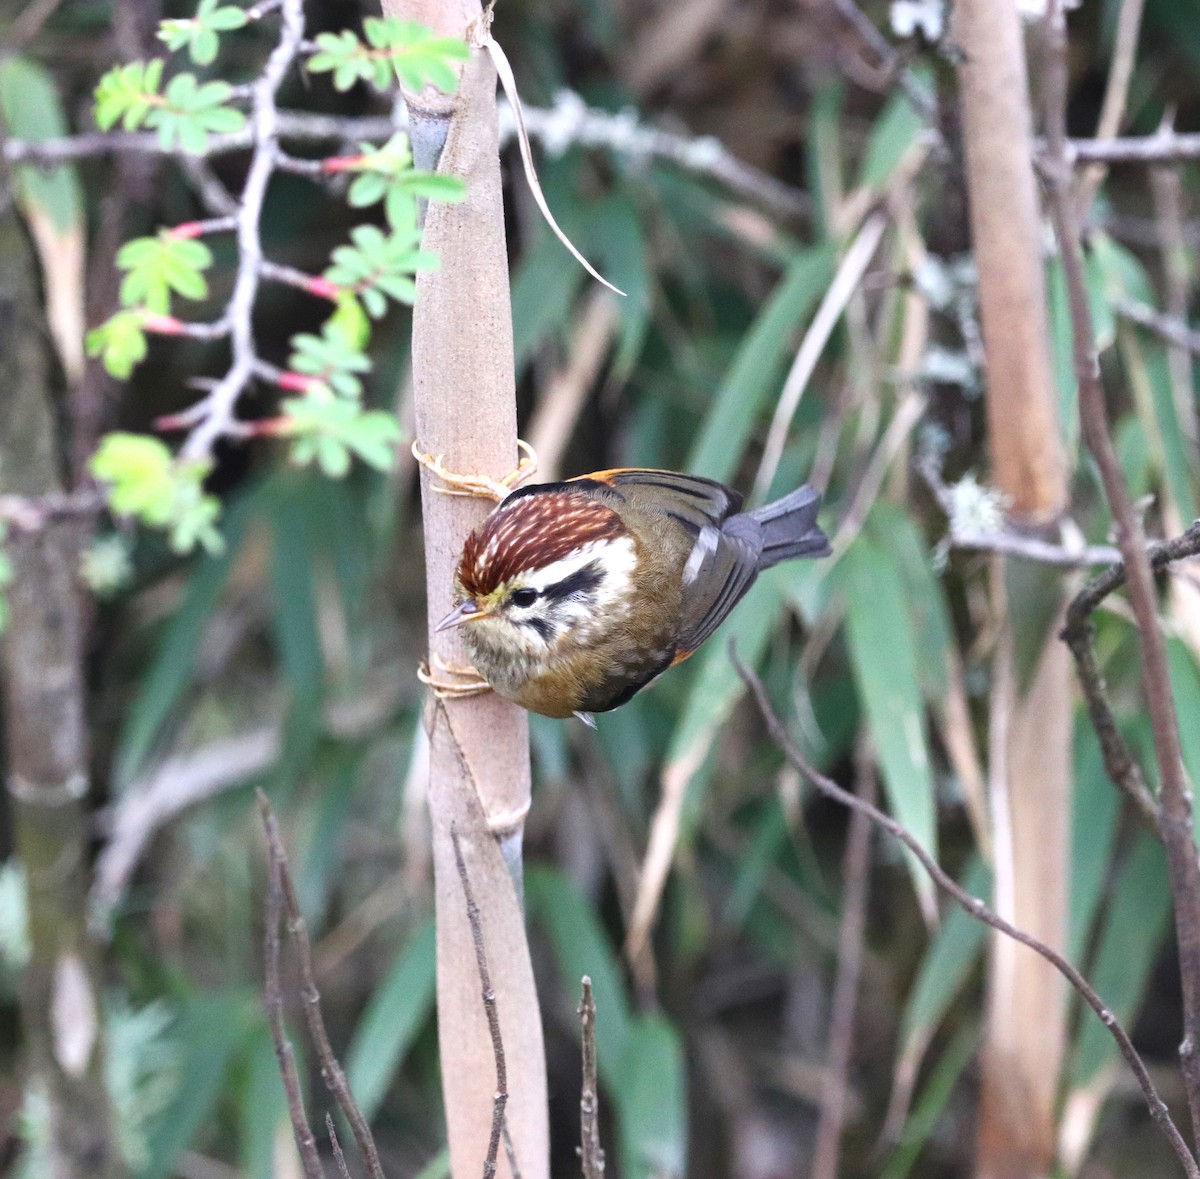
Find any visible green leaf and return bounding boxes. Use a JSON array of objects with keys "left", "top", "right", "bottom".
[
  {"left": 616, "top": 1015, "right": 687, "bottom": 1179},
  {"left": 664, "top": 566, "right": 797, "bottom": 819},
  {"left": 858, "top": 83, "right": 926, "bottom": 192},
  {"left": 345, "top": 919, "right": 437, "bottom": 1120},
  {"left": 110, "top": 485, "right": 253, "bottom": 789},
  {"left": 1046, "top": 254, "right": 1080, "bottom": 458},
  {"left": 838, "top": 535, "right": 937, "bottom": 905},
  {"left": 895, "top": 858, "right": 989, "bottom": 1071},
  {"left": 141, "top": 992, "right": 256, "bottom": 1179},
  {"left": 511, "top": 225, "right": 587, "bottom": 371},
  {"left": 324, "top": 224, "right": 433, "bottom": 315},
  {"left": 86, "top": 310, "right": 149, "bottom": 379},
  {"left": 308, "top": 20, "right": 467, "bottom": 95},
  {"left": 94, "top": 59, "right": 163, "bottom": 132},
  {"left": 1121, "top": 324, "right": 1198, "bottom": 524},
  {"left": 881, "top": 1021, "right": 979, "bottom": 1179},
  {"left": 90, "top": 432, "right": 223, "bottom": 555},
  {"left": 1069, "top": 828, "right": 1172, "bottom": 1086},
  {"left": 282, "top": 393, "right": 402, "bottom": 476},
  {"left": 870, "top": 501, "right": 953, "bottom": 702},
  {"left": 158, "top": 0, "right": 247, "bottom": 64},
  {"left": 268, "top": 485, "right": 325, "bottom": 717},
  {"left": 687, "top": 245, "right": 835, "bottom": 482},
  {"left": 1167, "top": 638, "right": 1200, "bottom": 848},
  {"left": 526, "top": 866, "right": 632, "bottom": 1078},
  {"left": 236, "top": 1027, "right": 290, "bottom": 1179},
  {"left": 1067, "top": 719, "right": 1122, "bottom": 960},
  {"left": 117, "top": 232, "right": 212, "bottom": 313},
  {"left": 0, "top": 58, "right": 84, "bottom": 233}
]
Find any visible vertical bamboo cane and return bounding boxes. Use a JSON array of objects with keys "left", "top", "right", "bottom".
[
  {"left": 381, "top": 4, "right": 549, "bottom": 1175},
  {"left": 955, "top": 2, "right": 1073, "bottom": 1175}
]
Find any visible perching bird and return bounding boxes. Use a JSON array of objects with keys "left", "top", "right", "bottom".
[{"left": 434, "top": 467, "right": 830, "bottom": 721}]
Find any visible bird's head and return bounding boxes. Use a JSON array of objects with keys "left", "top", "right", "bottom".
[{"left": 437, "top": 490, "right": 638, "bottom": 657}]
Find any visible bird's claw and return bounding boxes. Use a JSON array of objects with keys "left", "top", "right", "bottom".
[
  {"left": 418, "top": 654, "right": 493, "bottom": 700},
  {"left": 411, "top": 439, "right": 538, "bottom": 503}
]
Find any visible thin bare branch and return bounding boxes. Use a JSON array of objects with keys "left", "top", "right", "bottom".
[
  {"left": 578, "top": 978, "right": 605, "bottom": 1179},
  {"left": 948, "top": 529, "right": 1121, "bottom": 567},
  {"left": 1042, "top": 0, "right": 1200, "bottom": 1138},
  {"left": 1149, "top": 120, "right": 1198, "bottom": 449},
  {"left": 731, "top": 648, "right": 1200, "bottom": 1179},
  {"left": 262, "top": 800, "right": 325, "bottom": 1179},
  {"left": 1061, "top": 523, "right": 1200, "bottom": 829},
  {"left": 4, "top": 94, "right": 810, "bottom": 219},
  {"left": 258, "top": 793, "right": 386, "bottom": 1179},
  {"left": 450, "top": 825, "right": 509, "bottom": 1179},
  {"left": 0, "top": 490, "right": 105, "bottom": 532},
  {"left": 326, "top": 1113, "right": 353, "bottom": 1179},
  {"left": 1074, "top": 0, "right": 1147, "bottom": 217},
  {"left": 178, "top": 0, "right": 308, "bottom": 460},
  {"left": 90, "top": 682, "right": 401, "bottom": 932},
  {"left": 1115, "top": 298, "right": 1200, "bottom": 356},
  {"left": 1065, "top": 130, "right": 1200, "bottom": 165},
  {"left": 826, "top": 0, "right": 938, "bottom": 126},
  {"left": 810, "top": 746, "right": 874, "bottom": 1179}
]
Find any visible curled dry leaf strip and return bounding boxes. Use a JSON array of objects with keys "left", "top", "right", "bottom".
[{"left": 480, "top": 32, "right": 626, "bottom": 298}]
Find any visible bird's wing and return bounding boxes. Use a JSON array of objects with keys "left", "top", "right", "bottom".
[
  {"left": 571, "top": 469, "right": 762, "bottom": 657},
  {"left": 568, "top": 468, "right": 743, "bottom": 527},
  {"left": 671, "top": 513, "right": 762, "bottom": 655}
]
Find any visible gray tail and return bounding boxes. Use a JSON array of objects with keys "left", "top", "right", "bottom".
[{"left": 748, "top": 485, "right": 830, "bottom": 568}]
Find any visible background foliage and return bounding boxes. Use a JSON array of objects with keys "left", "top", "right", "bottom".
[{"left": 3, "top": 0, "right": 1200, "bottom": 1176}]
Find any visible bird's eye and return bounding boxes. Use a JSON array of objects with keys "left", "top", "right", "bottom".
[{"left": 510, "top": 587, "right": 539, "bottom": 608}]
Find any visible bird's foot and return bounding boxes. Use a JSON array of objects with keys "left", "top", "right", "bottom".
[
  {"left": 418, "top": 654, "right": 493, "bottom": 700},
  {"left": 411, "top": 439, "right": 538, "bottom": 502}
]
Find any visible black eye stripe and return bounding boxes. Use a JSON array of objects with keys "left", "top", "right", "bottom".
[
  {"left": 522, "top": 616, "right": 554, "bottom": 641},
  {"left": 541, "top": 560, "right": 604, "bottom": 603}
]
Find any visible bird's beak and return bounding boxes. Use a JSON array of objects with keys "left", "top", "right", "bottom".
[{"left": 435, "top": 599, "right": 488, "bottom": 632}]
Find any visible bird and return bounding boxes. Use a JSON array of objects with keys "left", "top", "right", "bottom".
[{"left": 433, "top": 465, "right": 831, "bottom": 722}]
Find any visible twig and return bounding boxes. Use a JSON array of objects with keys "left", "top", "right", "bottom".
[
  {"left": 1074, "top": 0, "right": 1146, "bottom": 218},
  {"left": 1064, "top": 522, "right": 1200, "bottom": 620},
  {"left": 326, "top": 1113, "right": 352, "bottom": 1179},
  {"left": 0, "top": 490, "right": 105, "bottom": 532},
  {"left": 1114, "top": 298, "right": 1200, "bottom": 357},
  {"left": 1041, "top": 0, "right": 1200, "bottom": 1140},
  {"left": 90, "top": 682, "right": 401, "bottom": 933},
  {"left": 450, "top": 825, "right": 509, "bottom": 1179},
  {"left": 1060, "top": 521, "right": 1200, "bottom": 830},
  {"left": 262, "top": 801, "right": 324, "bottom": 1179},
  {"left": 502, "top": 1124, "right": 522, "bottom": 1179},
  {"left": 4, "top": 94, "right": 810, "bottom": 220},
  {"left": 501, "top": 92, "right": 810, "bottom": 221},
  {"left": 578, "top": 978, "right": 604, "bottom": 1179},
  {"left": 1065, "top": 130, "right": 1200, "bottom": 165},
  {"left": 179, "top": 0, "right": 308, "bottom": 460},
  {"left": 752, "top": 208, "right": 889, "bottom": 504},
  {"left": 1149, "top": 118, "right": 1199, "bottom": 449},
  {"left": 258, "top": 793, "right": 386, "bottom": 1179},
  {"left": 809, "top": 746, "right": 874, "bottom": 1179},
  {"left": 919, "top": 458, "right": 1125, "bottom": 567},
  {"left": 730, "top": 648, "right": 1200, "bottom": 1179},
  {"left": 947, "top": 529, "right": 1121, "bottom": 567},
  {"left": 826, "top": 0, "right": 938, "bottom": 127}
]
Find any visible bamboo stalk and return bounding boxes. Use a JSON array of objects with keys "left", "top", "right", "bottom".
[
  {"left": 381, "top": 4, "right": 549, "bottom": 1175},
  {"left": 955, "top": 1, "right": 1073, "bottom": 1174}
]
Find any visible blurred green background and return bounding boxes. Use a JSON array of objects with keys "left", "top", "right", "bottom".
[{"left": 5, "top": 0, "right": 1200, "bottom": 1176}]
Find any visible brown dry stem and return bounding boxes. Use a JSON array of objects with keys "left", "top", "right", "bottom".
[
  {"left": 732, "top": 648, "right": 1200, "bottom": 1179},
  {"left": 259, "top": 792, "right": 385, "bottom": 1179},
  {"left": 579, "top": 977, "right": 605, "bottom": 1178},
  {"left": 1041, "top": 0, "right": 1200, "bottom": 1141}
]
